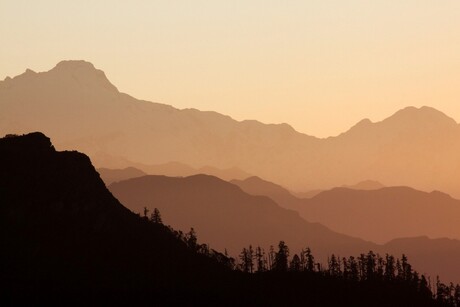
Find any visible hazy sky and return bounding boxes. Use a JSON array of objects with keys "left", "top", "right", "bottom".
[{"left": 1, "top": 1, "right": 460, "bottom": 137}]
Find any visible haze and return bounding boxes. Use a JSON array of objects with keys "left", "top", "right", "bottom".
[{"left": 2, "top": 1, "right": 460, "bottom": 137}]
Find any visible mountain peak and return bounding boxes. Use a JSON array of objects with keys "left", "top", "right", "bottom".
[
  {"left": 350, "top": 118, "right": 373, "bottom": 129},
  {"left": 53, "top": 60, "right": 96, "bottom": 71},
  {"left": 1, "top": 132, "right": 53, "bottom": 153},
  {"left": 342, "top": 106, "right": 458, "bottom": 138},
  {"left": 386, "top": 106, "right": 457, "bottom": 126},
  {"left": 24, "top": 68, "right": 36, "bottom": 75},
  {"left": 49, "top": 60, "right": 119, "bottom": 93}
]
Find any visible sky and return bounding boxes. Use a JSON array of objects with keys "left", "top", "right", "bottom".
[{"left": 1, "top": 0, "right": 460, "bottom": 137}]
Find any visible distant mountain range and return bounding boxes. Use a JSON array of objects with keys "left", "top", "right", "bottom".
[
  {"left": 301, "top": 187, "right": 460, "bottom": 244},
  {"left": 98, "top": 164, "right": 250, "bottom": 186},
  {"left": 105, "top": 170, "right": 460, "bottom": 248},
  {"left": 232, "top": 176, "right": 460, "bottom": 244},
  {"left": 2, "top": 60, "right": 460, "bottom": 197},
  {"left": 342, "top": 180, "right": 386, "bottom": 190},
  {"left": 109, "top": 173, "right": 460, "bottom": 284},
  {"left": 290, "top": 180, "right": 385, "bottom": 199},
  {"left": 109, "top": 174, "right": 372, "bottom": 259},
  {"left": 97, "top": 167, "right": 147, "bottom": 185},
  {"left": 100, "top": 163, "right": 250, "bottom": 185}
]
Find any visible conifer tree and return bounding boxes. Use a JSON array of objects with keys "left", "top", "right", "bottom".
[
  {"left": 384, "top": 254, "right": 395, "bottom": 281},
  {"left": 273, "top": 241, "right": 289, "bottom": 272},
  {"left": 305, "top": 247, "right": 315, "bottom": 272},
  {"left": 150, "top": 208, "right": 163, "bottom": 224},
  {"left": 143, "top": 206, "right": 149, "bottom": 218},
  {"left": 268, "top": 245, "right": 275, "bottom": 270},
  {"left": 328, "top": 254, "right": 341, "bottom": 277},
  {"left": 186, "top": 228, "right": 198, "bottom": 251},
  {"left": 348, "top": 256, "right": 359, "bottom": 281},
  {"left": 290, "top": 254, "right": 301, "bottom": 272},
  {"left": 255, "top": 246, "right": 266, "bottom": 272}
]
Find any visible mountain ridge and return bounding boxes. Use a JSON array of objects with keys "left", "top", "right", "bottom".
[
  {"left": 232, "top": 175, "right": 460, "bottom": 244},
  {"left": 3, "top": 60, "right": 460, "bottom": 197},
  {"left": 6, "top": 61, "right": 458, "bottom": 139}
]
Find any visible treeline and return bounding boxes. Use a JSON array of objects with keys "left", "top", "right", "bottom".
[
  {"left": 237, "top": 241, "right": 460, "bottom": 305},
  {"left": 142, "top": 208, "right": 460, "bottom": 306},
  {"left": 140, "top": 207, "right": 235, "bottom": 268},
  {"left": 238, "top": 241, "right": 421, "bottom": 280}
]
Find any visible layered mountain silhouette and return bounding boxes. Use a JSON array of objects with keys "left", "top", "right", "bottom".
[
  {"left": 109, "top": 174, "right": 460, "bottom": 284},
  {"left": 230, "top": 176, "right": 305, "bottom": 211},
  {"left": 342, "top": 180, "right": 386, "bottom": 190},
  {"left": 97, "top": 166, "right": 147, "bottom": 185},
  {"left": 299, "top": 187, "right": 460, "bottom": 244},
  {"left": 232, "top": 176, "right": 460, "bottom": 244},
  {"left": 2, "top": 132, "right": 445, "bottom": 305},
  {"left": 290, "top": 180, "right": 385, "bottom": 199},
  {"left": 98, "top": 164, "right": 250, "bottom": 186},
  {"left": 108, "top": 174, "right": 372, "bottom": 259},
  {"left": 3, "top": 61, "right": 460, "bottom": 197}
]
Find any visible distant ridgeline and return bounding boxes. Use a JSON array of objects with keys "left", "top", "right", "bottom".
[{"left": 1, "top": 132, "right": 458, "bottom": 306}]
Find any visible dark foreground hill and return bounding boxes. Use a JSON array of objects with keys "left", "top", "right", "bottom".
[
  {"left": 0, "top": 132, "right": 234, "bottom": 305},
  {"left": 0, "top": 133, "right": 450, "bottom": 306}
]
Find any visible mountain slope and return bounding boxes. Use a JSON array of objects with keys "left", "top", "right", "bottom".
[
  {"left": 232, "top": 176, "right": 460, "bottom": 244},
  {"left": 109, "top": 174, "right": 460, "bottom": 284},
  {"left": 0, "top": 60, "right": 316, "bottom": 182},
  {"left": 97, "top": 166, "right": 147, "bottom": 185},
  {"left": 230, "top": 176, "right": 305, "bottom": 211},
  {"left": 126, "top": 161, "right": 252, "bottom": 181},
  {"left": 4, "top": 61, "right": 460, "bottom": 197},
  {"left": 108, "top": 174, "right": 373, "bottom": 259},
  {"left": 342, "top": 180, "right": 385, "bottom": 190},
  {"left": 299, "top": 187, "right": 460, "bottom": 244},
  {"left": 322, "top": 106, "right": 460, "bottom": 197}
]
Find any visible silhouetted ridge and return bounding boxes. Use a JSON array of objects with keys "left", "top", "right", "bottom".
[
  {"left": 2, "top": 132, "right": 53, "bottom": 152},
  {"left": 0, "top": 132, "right": 230, "bottom": 304},
  {"left": 1, "top": 133, "right": 453, "bottom": 306}
]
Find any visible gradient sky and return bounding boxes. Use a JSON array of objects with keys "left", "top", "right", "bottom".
[{"left": 1, "top": 1, "right": 460, "bottom": 137}]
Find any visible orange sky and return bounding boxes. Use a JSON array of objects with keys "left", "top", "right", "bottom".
[{"left": 1, "top": 1, "right": 460, "bottom": 137}]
